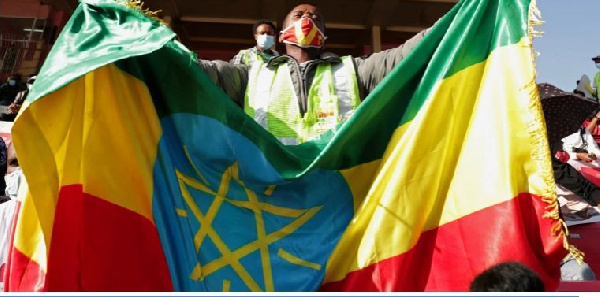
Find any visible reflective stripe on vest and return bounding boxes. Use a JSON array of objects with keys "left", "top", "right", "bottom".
[
  {"left": 243, "top": 50, "right": 251, "bottom": 65},
  {"left": 595, "top": 72, "right": 600, "bottom": 99},
  {"left": 239, "top": 49, "right": 264, "bottom": 66},
  {"left": 334, "top": 57, "right": 361, "bottom": 121},
  {"left": 242, "top": 50, "right": 277, "bottom": 66},
  {"left": 244, "top": 56, "right": 360, "bottom": 144}
]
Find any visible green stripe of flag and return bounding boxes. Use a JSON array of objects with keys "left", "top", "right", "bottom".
[{"left": 25, "top": 0, "right": 532, "bottom": 178}]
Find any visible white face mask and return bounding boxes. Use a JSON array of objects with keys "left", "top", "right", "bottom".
[
  {"left": 8, "top": 80, "right": 16, "bottom": 86},
  {"left": 595, "top": 63, "right": 600, "bottom": 70},
  {"left": 257, "top": 34, "right": 275, "bottom": 50},
  {"left": 27, "top": 83, "right": 33, "bottom": 90}
]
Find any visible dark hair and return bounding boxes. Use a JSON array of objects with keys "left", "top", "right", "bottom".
[
  {"left": 253, "top": 19, "right": 276, "bottom": 34},
  {"left": 10, "top": 74, "right": 22, "bottom": 81},
  {"left": 470, "top": 262, "right": 545, "bottom": 292}
]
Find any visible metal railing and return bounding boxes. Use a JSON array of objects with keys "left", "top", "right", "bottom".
[{"left": 0, "top": 18, "right": 47, "bottom": 81}]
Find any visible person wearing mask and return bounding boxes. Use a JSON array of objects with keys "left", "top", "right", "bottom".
[
  {"left": 231, "top": 20, "right": 279, "bottom": 66},
  {"left": 0, "top": 75, "right": 34, "bottom": 122},
  {"left": 561, "top": 110, "right": 600, "bottom": 163},
  {"left": 0, "top": 74, "right": 26, "bottom": 106},
  {"left": 4, "top": 142, "right": 22, "bottom": 201},
  {"left": 15, "top": 75, "right": 35, "bottom": 104},
  {"left": 198, "top": 4, "right": 430, "bottom": 144}
]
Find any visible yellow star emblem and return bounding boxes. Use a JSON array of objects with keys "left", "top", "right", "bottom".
[{"left": 174, "top": 148, "right": 323, "bottom": 291}]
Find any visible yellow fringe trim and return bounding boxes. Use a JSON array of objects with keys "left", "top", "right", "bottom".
[
  {"left": 118, "top": 0, "right": 165, "bottom": 25},
  {"left": 527, "top": 0, "right": 584, "bottom": 263}
]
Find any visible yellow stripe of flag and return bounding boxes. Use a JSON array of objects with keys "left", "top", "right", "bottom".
[
  {"left": 325, "top": 37, "right": 550, "bottom": 282},
  {"left": 12, "top": 64, "right": 162, "bottom": 264}
]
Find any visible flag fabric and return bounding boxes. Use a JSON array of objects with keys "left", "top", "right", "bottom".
[{"left": 4, "top": 0, "right": 569, "bottom": 292}]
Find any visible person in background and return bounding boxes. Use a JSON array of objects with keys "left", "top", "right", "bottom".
[
  {"left": 470, "top": 262, "right": 545, "bottom": 292},
  {"left": 231, "top": 19, "right": 279, "bottom": 66},
  {"left": 580, "top": 108, "right": 600, "bottom": 145},
  {"left": 0, "top": 75, "right": 35, "bottom": 122},
  {"left": 580, "top": 55, "right": 600, "bottom": 100},
  {"left": 560, "top": 255, "right": 596, "bottom": 281},
  {"left": 551, "top": 112, "right": 600, "bottom": 207},
  {"left": 553, "top": 115, "right": 600, "bottom": 281},
  {"left": 0, "top": 74, "right": 26, "bottom": 106}
]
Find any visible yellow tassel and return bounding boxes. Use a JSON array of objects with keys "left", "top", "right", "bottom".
[
  {"left": 527, "top": 0, "right": 583, "bottom": 262},
  {"left": 118, "top": 0, "right": 165, "bottom": 24},
  {"left": 560, "top": 220, "right": 569, "bottom": 236}
]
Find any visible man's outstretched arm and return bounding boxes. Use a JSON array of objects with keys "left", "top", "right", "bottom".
[
  {"left": 196, "top": 59, "right": 249, "bottom": 106},
  {"left": 353, "top": 28, "right": 430, "bottom": 99}
]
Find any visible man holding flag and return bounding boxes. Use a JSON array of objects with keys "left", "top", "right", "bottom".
[
  {"left": 198, "top": 3, "right": 428, "bottom": 144},
  {"left": 4, "top": 0, "right": 570, "bottom": 292}
]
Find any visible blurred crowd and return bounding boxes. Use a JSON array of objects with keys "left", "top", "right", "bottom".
[{"left": 0, "top": 74, "right": 35, "bottom": 122}]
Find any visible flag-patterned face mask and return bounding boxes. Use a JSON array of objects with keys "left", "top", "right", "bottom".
[{"left": 280, "top": 17, "right": 326, "bottom": 48}]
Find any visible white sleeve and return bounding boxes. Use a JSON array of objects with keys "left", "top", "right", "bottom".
[{"left": 562, "top": 132, "right": 581, "bottom": 154}]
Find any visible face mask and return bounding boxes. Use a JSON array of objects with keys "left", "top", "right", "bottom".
[
  {"left": 27, "top": 83, "right": 33, "bottom": 90},
  {"left": 257, "top": 34, "right": 275, "bottom": 50},
  {"left": 596, "top": 63, "right": 600, "bottom": 70},
  {"left": 8, "top": 80, "right": 16, "bottom": 86},
  {"left": 280, "top": 17, "right": 326, "bottom": 48}
]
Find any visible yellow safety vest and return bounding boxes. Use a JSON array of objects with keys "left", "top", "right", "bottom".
[
  {"left": 238, "top": 49, "right": 277, "bottom": 66},
  {"left": 595, "top": 72, "right": 600, "bottom": 99},
  {"left": 240, "top": 49, "right": 260, "bottom": 66},
  {"left": 245, "top": 56, "right": 360, "bottom": 145}
]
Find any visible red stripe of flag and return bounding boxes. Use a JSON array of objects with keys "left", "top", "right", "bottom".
[
  {"left": 320, "top": 193, "right": 566, "bottom": 292},
  {"left": 6, "top": 185, "right": 174, "bottom": 291}
]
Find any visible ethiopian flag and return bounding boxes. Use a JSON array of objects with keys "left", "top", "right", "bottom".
[{"left": 4, "top": 0, "right": 568, "bottom": 292}]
